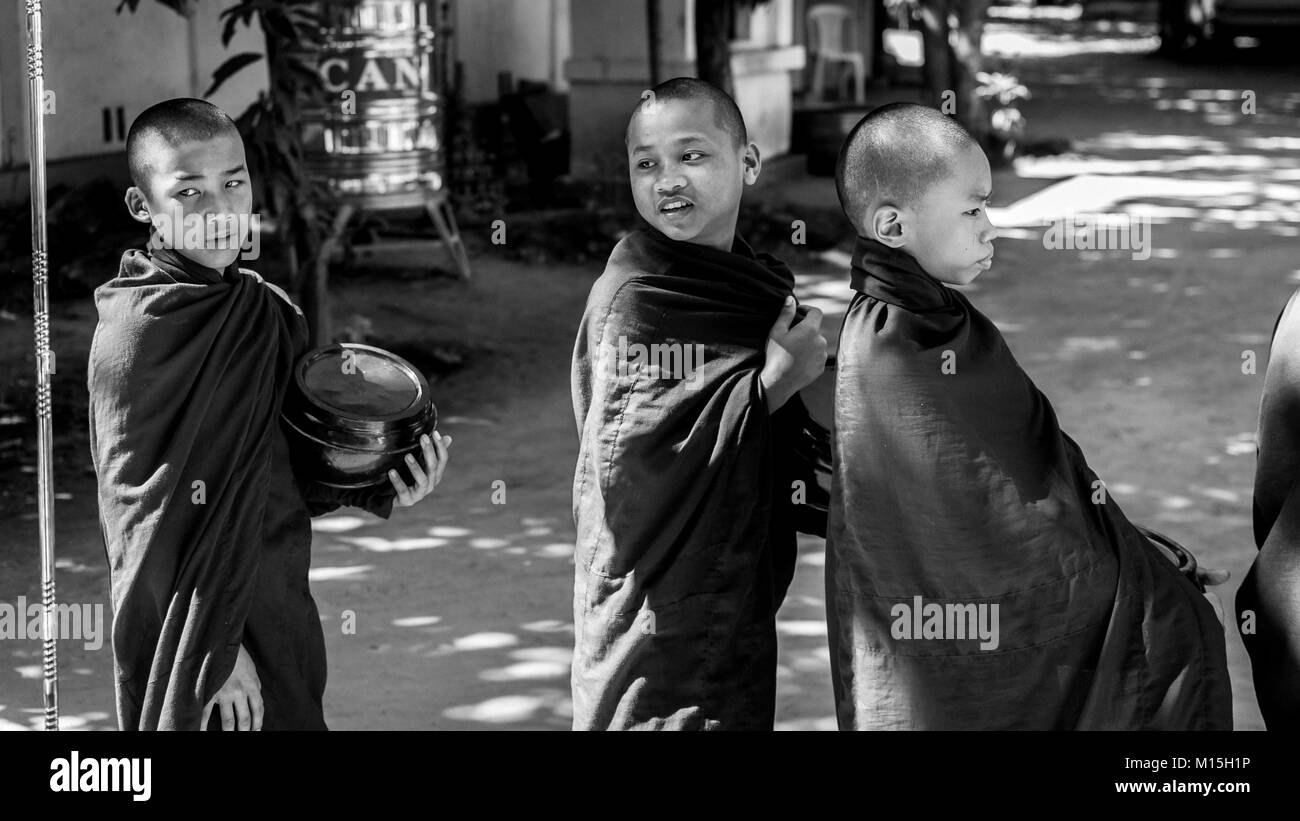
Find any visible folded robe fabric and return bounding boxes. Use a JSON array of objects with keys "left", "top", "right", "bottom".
[
  {"left": 89, "top": 248, "right": 393, "bottom": 730},
  {"left": 1237, "top": 288, "right": 1300, "bottom": 729},
  {"left": 826, "top": 236, "right": 1232, "bottom": 730},
  {"left": 570, "top": 226, "right": 824, "bottom": 730}
]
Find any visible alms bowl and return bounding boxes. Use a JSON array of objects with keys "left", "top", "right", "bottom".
[{"left": 282, "top": 343, "right": 437, "bottom": 489}]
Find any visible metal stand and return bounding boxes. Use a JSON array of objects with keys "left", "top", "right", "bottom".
[{"left": 309, "top": 187, "right": 471, "bottom": 346}]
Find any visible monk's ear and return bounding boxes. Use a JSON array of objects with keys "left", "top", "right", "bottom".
[
  {"left": 872, "top": 206, "right": 905, "bottom": 247},
  {"left": 741, "top": 142, "right": 762, "bottom": 185},
  {"left": 124, "top": 187, "right": 152, "bottom": 225}
]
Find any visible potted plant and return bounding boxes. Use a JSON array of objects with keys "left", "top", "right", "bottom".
[{"left": 975, "top": 70, "right": 1030, "bottom": 164}]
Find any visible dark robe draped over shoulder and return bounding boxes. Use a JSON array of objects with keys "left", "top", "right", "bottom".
[
  {"left": 570, "top": 227, "right": 825, "bottom": 730},
  {"left": 89, "top": 248, "right": 393, "bottom": 731},
  {"left": 1237, "top": 288, "right": 1300, "bottom": 729},
  {"left": 827, "top": 236, "right": 1232, "bottom": 730}
]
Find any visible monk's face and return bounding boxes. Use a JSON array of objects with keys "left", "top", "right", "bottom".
[
  {"left": 124, "top": 129, "right": 253, "bottom": 271},
  {"left": 902, "top": 143, "right": 998, "bottom": 286},
  {"left": 626, "top": 97, "right": 760, "bottom": 251}
]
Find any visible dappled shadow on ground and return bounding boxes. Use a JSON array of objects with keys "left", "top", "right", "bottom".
[
  {"left": 307, "top": 509, "right": 840, "bottom": 730},
  {"left": 309, "top": 503, "right": 578, "bottom": 729}
]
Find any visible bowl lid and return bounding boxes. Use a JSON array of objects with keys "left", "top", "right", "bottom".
[{"left": 293, "top": 343, "right": 430, "bottom": 428}]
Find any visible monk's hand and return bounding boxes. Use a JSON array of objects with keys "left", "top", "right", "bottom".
[
  {"left": 201, "top": 643, "right": 263, "bottom": 731},
  {"left": 388, "top": 431, "right": 451, "bottom": 507},
  {"left": 761, "top": 296, "right": 828, "bottom": 412},
  {"left": 1197, "top": 565, "right": 1231, "bottom": 624}
]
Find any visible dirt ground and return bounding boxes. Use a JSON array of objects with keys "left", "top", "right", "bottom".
[{"left": 2, "top": 13, "right": 1295, "bottom": 730}]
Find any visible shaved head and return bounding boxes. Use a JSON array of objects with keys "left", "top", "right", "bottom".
[
  {"left": 126, "top": 98, "right": 240, "bottom": 189},
  {"left": 835, "top": 102, "right": 980, "bottom": 234},
  {"left": 626, "top": 76, "right": 748, "bottom": 149}
]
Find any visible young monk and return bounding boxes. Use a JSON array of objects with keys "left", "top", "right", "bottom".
[
  {"left": 570, "top": 77, "right": 828, "bottom": 730},
  {"left": 1237, "top": 290, "right": 1300, "bottom": 730},
  {"left": 826, "top": 102, "right": 1232, "bottom": 730},
  {"left": 89, "top": 98, "right": 450, "bottom": 731}
]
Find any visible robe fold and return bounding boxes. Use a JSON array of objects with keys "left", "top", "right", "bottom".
[
  {"left": 827, "top": 236, "right": 1232, "bottom": 730},
  {"left": 1237, "top": 288, "right": 1300, "bottom": 729},
  {"left": 90, "top": 248, "right": 394, "bottom": 731},
  {"left": 570, "top": 226, "right": 825, "bottom": 730}
]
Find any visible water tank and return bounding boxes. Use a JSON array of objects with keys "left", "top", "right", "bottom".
[{"left": 302, "top": 0, "right": 444, "bottom": 209}]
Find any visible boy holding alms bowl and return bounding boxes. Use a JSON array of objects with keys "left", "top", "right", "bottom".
[{"left": 89, "top": 98, "right": 449, "bottom": 731}]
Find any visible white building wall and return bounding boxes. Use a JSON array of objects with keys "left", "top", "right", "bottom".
[
  {"left": 0, "top": 0, "right": 571, "bottom": 173},
  {"left": 1, "top": 0, "right": 265, "bottom": 170},
  {"left": 454, "top": 0, "right": 570, "bottom": 102}
]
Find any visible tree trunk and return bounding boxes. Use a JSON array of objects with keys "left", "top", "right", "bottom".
[
  {"left": 917, "top": 0, "right": 952, "bottom": 110},
  {"left": 694, "top": 0, "right": 734, "bottom": 94},
  {"left": 871, "top": 0, "right": 891, "bottom": 78},
  {"left": 647, "top": 0, "right": 661, "bottom": 86},
  {"left": 951, "top": 0, "right": 991, "bottom": 143},
  {"left": 916, "top": 0, "right": 993, "bottom": 146}
]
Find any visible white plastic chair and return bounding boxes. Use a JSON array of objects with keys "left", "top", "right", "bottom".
[{"left": 807, "top": 4, "right": 866, "bottom": 104}]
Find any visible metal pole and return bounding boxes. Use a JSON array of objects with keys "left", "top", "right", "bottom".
[{"left": 25, "top": 0, "right": 59, "bottom": 732}]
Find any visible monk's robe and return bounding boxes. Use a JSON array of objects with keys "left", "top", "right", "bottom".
[
  {"left": 89, "top": 247, "right": 394, "bottom": 731},
  {"left": 827, "top": 236, "right": 1232, "bottom": 730},
  {"left": 570, "top": 226, "right": 826, "bottom": 730},
  {"left": 1237, "top": 288, "right": 1300, "bottom": 730}
]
